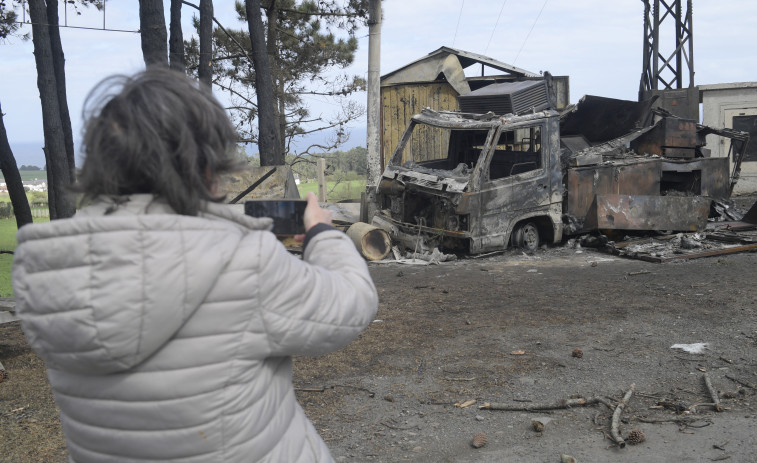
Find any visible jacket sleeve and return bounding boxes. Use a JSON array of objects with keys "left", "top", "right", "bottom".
[{"left": 255, "top": 229, "right": 378, "bottom": 356}]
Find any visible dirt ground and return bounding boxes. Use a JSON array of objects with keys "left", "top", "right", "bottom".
[{"left": 2, "top": 210, "right": 757, "bottom": 462}]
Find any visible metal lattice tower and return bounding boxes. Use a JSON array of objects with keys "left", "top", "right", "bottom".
[{"left": 639, "top": 0, "right": 695, "bottom": 97}]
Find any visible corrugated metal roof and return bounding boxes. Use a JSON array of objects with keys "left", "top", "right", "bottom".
[{"left": 381, "top": 46, "right": 539, "bottom": 81}]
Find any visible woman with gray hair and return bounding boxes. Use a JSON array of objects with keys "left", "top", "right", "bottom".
[{"left": 12, "top": 68, "right": 378, "bottom": 462}]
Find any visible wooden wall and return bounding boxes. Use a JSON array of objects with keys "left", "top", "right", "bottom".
[{"left": 381, "top": 83, "right": 459, "bottom": 167}]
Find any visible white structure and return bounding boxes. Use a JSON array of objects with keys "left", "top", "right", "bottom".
[{"left": 700, "top": 82, "right": 757, "bottom": 194}]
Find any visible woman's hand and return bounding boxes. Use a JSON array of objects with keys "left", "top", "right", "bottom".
[{"left": 293, "top": 192, "right": 332, "bottom": 242}]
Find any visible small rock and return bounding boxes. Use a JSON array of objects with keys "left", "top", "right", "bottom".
[
  {"left": 384, "top": 394, "right": 394, "bottom": 402},
  {"left": 572, "top": 348, "right": 583, "bottom": 358},
  {"left": 475, "top": 415, "right": 485, "bottom": 421},
  {"left": 560, "top": 454, "right": 577, "bottom": 463}
]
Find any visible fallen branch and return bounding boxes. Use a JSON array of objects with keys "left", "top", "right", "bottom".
[
  {"left": 293, "top": 384, "right": 376, "bottom": 397},
  {"left": 725, "top": 374, "right": 757, "bottom": 390},
  {"left": 634, "top": 416, "right": 701, "bottom": 424},
  {"left": 687, "top": 403, "right": 722, "bottom": 413},
  {"left": 595, "top": 397, "right": 616, "bottom": 411},
  {"left": 479, "top": 396, "right": 601, "bottom": 411},
  {"left": 380, "top": 420, "right": 416, "bottom": 430},
  {"left": 703, "top": 373, "right": 723, "bottom": 412},
  {"left": 294, "top": 387, "right": 326, "bottom": 393},
  {"left": 333, "top": 384, "right": 377, "bottom": 397},
  {"left": 611, "top": 383, "right": 635, "bottom": 448}
]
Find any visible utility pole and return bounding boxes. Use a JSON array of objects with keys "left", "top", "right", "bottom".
[
  {"left": 638, "top": 0, "right": 697, "bottom": 120},
  {"left": 363, "top": 0, "right": 381, "bottom": 222}
]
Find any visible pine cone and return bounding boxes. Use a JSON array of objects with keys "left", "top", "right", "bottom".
[
  {"left": 572, "top": 348, "right": 583, "bottom": 358},
  {"left": 627, "top": 429, "right": 646, "bottom": 445},
  {"left": 471, "top": 433, "right": 488, "bottom": 449}
]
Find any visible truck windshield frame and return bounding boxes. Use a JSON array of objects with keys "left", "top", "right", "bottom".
[{"left": 388, "top": 120, "right": 496, "bottom": 180}]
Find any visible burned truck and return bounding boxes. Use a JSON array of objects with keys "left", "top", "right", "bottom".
[{"left": 372, "top": 90, "right": 748, "bottom": 255}]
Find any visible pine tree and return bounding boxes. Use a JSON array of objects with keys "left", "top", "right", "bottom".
[{"left": 187, "top": 0, "right": 368, "bottom": 165}]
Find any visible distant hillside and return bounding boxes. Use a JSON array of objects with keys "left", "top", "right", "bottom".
[{"left": 0, "top": 170, "right": 47, "bottom": 182}]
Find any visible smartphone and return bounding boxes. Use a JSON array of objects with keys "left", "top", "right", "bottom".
[{"left": 244, "top": 199, "right": 307, "bottom": 235}]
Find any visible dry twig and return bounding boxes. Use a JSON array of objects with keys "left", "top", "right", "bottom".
[
  {"left": 634, "top": 416, "right": 708, "bottom": 425},
  {"left": 380, "top": 420, "right": 416, "bottom": 430},
  {"left": 611, "top": 383, "right": 635, "bottom": 448},
  {"left": 479, "top": 396, "right": 601, "bottom": 411},
  {"left": 703, "top": 373, "right": 723, "bottom": 412},
  {"left": 725, "top": 374, "right": 757, "bottom": 390}
]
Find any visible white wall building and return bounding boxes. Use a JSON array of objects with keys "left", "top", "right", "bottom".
[{"left": 700, "top": 82, "right": 757, "bottom": 194}]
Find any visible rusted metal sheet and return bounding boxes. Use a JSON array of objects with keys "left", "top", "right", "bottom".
[
  {"left": 630, "top": 117, "right": 697, "bottom": 158},
  {"left": 566, "top": 161, "right": 661, "bottom": 233},
  {"left": 594, "top": 194, "right": 710, "bottom": 231}
]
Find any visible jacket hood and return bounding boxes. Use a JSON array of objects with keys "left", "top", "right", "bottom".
[{"left": 12, "top": 195, "right": 272, "bottom": 375}]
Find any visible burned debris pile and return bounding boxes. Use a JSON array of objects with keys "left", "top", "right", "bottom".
[{"left": 567, "top": 197, "right": 757, "bottom": 262}]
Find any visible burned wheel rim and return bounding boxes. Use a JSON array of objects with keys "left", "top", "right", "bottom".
[{"left": 512, "top": 222, "right": 540, "bottom": 251}]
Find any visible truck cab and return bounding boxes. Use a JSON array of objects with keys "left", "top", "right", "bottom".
[{"left": 373, "top": 108, "right": 563, "bottom": 254}]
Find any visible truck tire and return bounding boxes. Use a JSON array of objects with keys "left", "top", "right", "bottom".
[{"left": 511, "top": 221, "right": 540, "bottom": 252}]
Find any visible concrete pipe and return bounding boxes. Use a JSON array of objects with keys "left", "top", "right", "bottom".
[{"left": 346, "top": 222, "right": 392, "bottom": 261}]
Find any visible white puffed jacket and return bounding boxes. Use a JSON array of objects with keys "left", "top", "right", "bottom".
[{"left": 12, "top": 194, "right": 378, "bottom": 463}]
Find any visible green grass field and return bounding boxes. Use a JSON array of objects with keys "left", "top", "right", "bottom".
[
  {"left": 0, "top": 217, "right": 49, "bottom": 298},
  {"left": 0, "top": 219, "right": 19, "bottom": 298},
  {"left": 297, "top": 179, "right": 365, "bottom": 202}
]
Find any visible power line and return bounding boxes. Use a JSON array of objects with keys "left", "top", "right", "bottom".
[
  {"left": 452, "top": 0, "right": 465, "bottom": 47},
  {"left": 484, "top": 0, "right": 508, "bottom": 55},
  {"left": 13, "top": 21, "right": 139, "bottom": 34},
  {"left": 513, "top": 0, "right": 548, "bottom": 65}
]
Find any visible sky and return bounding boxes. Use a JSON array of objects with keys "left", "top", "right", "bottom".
[{"left": 3, "top": 0, "right": 757, "bottom": 167}]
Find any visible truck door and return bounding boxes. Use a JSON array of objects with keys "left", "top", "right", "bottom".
[{"left": 476, "top": 122, "right": 551, "bottom": 247}]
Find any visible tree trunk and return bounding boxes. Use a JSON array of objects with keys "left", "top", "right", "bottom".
[
  {"left": 0, "top": 102, "right": 33, "bottom": 228},
  {"left": 27, "top": 0, "right": 75, "bottom": 219},
  {"left": 198, "top": 0, "right": 213, "bottom": 90},
  {"left": 245, "top": 0, "right": 283, "bottom": 166},
  {"left": 264, "top": 2, "right": 286, "bottom": 157},
  {"left": 169, "top": 0, "right": 186, "bottom": 72},
  {"left": 138, "top": 0, "right": 168, "bottom": 67},
  {"left": 46, "top": 0, "right": 75, "bottom": 181}
]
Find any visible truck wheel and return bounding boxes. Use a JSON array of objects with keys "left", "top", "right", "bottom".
[{"left": 511, "top": 221, "right": 540, "bottom": 252}]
